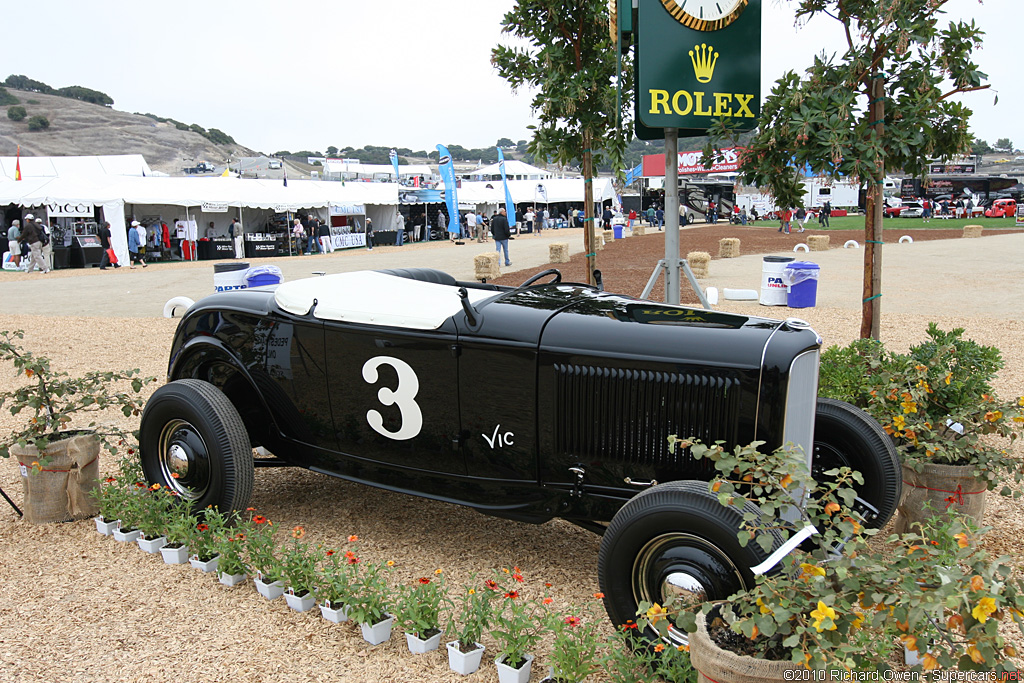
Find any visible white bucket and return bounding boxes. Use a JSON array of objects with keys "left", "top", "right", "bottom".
[
  {"left": 759, "top": 255, "right": 794, "bottom": 306},
  {"left": 214, "top": 262, "right": 250, "bottom": 292}
]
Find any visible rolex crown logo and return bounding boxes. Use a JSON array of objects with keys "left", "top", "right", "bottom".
[{"left": 689, "top": 43, "right": 719, "bottom": 84}]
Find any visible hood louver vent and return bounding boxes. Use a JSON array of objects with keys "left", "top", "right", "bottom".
[{"left": 553, "top": 364, "right": 740, "bottom": 469}]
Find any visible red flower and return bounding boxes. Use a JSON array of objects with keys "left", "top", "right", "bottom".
[
  {"left": 621, "top": 620, "right": 638, "bottom": 631},
  {"left": 593, "top": 592, "right": 605, "bottom": 599},
  {"left": 347, "top": 534, "right": 358, "bottom": 543},
  {"left": 253, "top": 516, "right": 268, "bottom": 524},
  {"left": 544, "top": 582, "right": 553, "bottom": 588},
  {"left": 104, "top": 477, "right": 116, "bottom": 484},
  {"left": 418, "top": 577, "right": 431, "bottom": 585},
  {"left": 134, "top": 482, "right": 146, "bottom": 488},
  {"left": 344, "top": 550, "right": 355, "bottom": 559},
  {"left": 347, "top": 556, "right": 360, "bottom": 565},
  {"left": 325, "top": 550, "right": 335, "bottom": 557},
  {"left": 127, "top": 449, "right": 134, "bottom": 455},
  {"left": 564, "top": 616, "right": 581, "bottom": 628},
  {"left": 484, "top": 580, "right": 498, "bottom": 591},
  {"left": 504, "top": 591, "right": 519, "bottom": 600},
  {"left": 246, "top": 507, "right": 256, "bottom": 512},
  {"left": 291, "top": 526, "right": 305, "bottom": 539},
  {"left": 512, "top": 573, "right": 524, "bottom": 583},
  {"left": 233, "top": 533, "right": 246, "bottom": 541},
  {"left": 196, "top": 523, "right": 209, "bottom": 532},
  {"left": 543, "top": 597, "right": 553, "bottom": 604}
]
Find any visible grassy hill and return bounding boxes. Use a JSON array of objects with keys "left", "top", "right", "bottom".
[{"left": 0, "top": 90, "right": 255, "bottom": 174}]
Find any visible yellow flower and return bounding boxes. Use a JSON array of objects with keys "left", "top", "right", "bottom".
[
  {"left": 468, "top": 589, "right": 476, "bottom": 595},
  {"left": 901, "top": 398, "right": 918, "bottom": 414},
  {"left": 946, "top": 373, "right": 954, "bottom": 386},
  {"left": 435, "top": 568, "right": 443, "bottom": 575},
  {"left": 921, "top": 652, "right": 939, "bottom": 670},
  {"left": 966, "top": 644, "right": 985, "bottom": 664},
  {"left": 779, "top": 474, "right": 793, "bottom": 489},
  {"left": 970, "top": 575, "right": 985, "bottom": 592},
  {"left": 799, "top": 563, "right": 826, "bottom": 580},
  {"left": 972, "top": 597, "right": 997, "bottom": 623},
  {"left": 984, "top": 410, "right": 1003, "bottom": 422},
  {"left": 646, "top": 603, "right": 668, "bottom": 625},
  {"left": 851, "top": 611, "right": 865, "bottom": 629},
  {"left": 1018, "top": 396, "right": 1024, "bottom": 406},
  {"left": 757, "top": 597, "right": 773, "bottom": 615},
  {"left": 386, "top": 560, "right": 395, "bottom": 567},
  {"left": 810, "top": 601, "right": 837, "bottom": 632},
  {"left": 900, "top": 634, "right": 918, "bottom": 652},
  {"left": 892, "top": 414, "right": 906, "bottom": 430},
  {"left": 954, "top": 533, "right": 969, "bottom": 548}
]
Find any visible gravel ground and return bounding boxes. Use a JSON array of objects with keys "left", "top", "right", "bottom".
[{"left": 1, "top": 225, "right": 1021, "bottom": 682}]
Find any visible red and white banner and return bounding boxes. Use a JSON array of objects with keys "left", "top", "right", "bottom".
[{"left": 641, "top": 147, "right": 742, "bottom": 177}]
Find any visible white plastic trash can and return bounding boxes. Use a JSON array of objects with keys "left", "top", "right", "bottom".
[
  {"left": 759, "top": 255, "right": 794, "bottom": 306},
  {"left": 214, "top": 262, "right": 250, "bottom": 292}
]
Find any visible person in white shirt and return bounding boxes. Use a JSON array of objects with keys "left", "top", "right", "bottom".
[
  {"left": 466, "top": 211, "right": 477, "bottom": 242},
  {"left": 525, "top": 209, "right": 535, "bottom": 233}
]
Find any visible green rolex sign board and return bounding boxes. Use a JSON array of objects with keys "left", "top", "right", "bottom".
[{"left": 637, "top": 0, "right": 761, "bottom": 134}]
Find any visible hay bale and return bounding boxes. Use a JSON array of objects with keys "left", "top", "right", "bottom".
[
  {"left": 549, "top": 242, "right": 570, "bottom": 263},
  {"left": 718, "top": 238, "right": 741, "bottom": 258},
  {"left": 963, "top": 224, "right": 983, "bottom": 238},
  {"left": 603, "top": 230, "right": 614, "bottom": 244},
  {"left": 474, "top": 252, "right": 500, "bottom": 281},
  {"left": 807, "top": 235, "right": 830, "bottom": 251},
  {"left": 633, "top": 225, "right": 646, "bottom": 237},
  {"left": 595, "top": 234, "right": 604, "bottom": 251},
  {"left": 687, "top": 251, "right": 711, "bottom": 279}
]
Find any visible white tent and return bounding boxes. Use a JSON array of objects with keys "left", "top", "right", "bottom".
[
  {"left": 460, "top": 159, "right": 552, "bottom": 181},
  {"left": 322, "top": 160, "right": 433, "bottom": 180},
  {"left": 0, "top": 154, "right": 152, "bottom": 180}
]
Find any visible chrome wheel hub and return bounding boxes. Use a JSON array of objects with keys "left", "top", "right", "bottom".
[{"left": 157, "top": 419, "right": 211, "bottom": 501}]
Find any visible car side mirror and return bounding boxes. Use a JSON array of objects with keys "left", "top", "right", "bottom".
[{"left": 457, "top": 287, "right": 478, "bottom": 327}]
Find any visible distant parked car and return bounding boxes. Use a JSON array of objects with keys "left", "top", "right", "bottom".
[
  {"left": 984, "top": 198, "right": 1017, "bottom": 218},
  {"left": 268, "top": 160, "right": 283, "bottom": 170},
  {"left": 898, "top": 201, "right": 924, "bottom": 218}
]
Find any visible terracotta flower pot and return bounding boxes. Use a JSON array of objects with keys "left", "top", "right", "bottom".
[
  {"left": 896, "top": 462, "right": 986, "bottom": 534},
  {"left": 689, "top": 609, "right": 802, "bottom": 683},
  {"left": 13, "top": 433, "right": 100, "bottom": 524}
]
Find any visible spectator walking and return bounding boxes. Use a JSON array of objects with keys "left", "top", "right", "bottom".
[
  {"left": 292, "top": 218, "right": 306, "bottom": 254},
  {"left": 230, "top": 217, "right": 244, "bottom": 258},
  {"left": 466, "top": 210, "right": 478, "bottom": 242},
  {"left": 319, "top": 219, "right": 333, "bottom": 253},
  {"left": 21, "top": 217, "right": 49, "bottom": 274},
  {"left": 795, "top": 207, "right": 806, "bottom": 232},
  {"left": 819, "top": 200, "right": 831, "bottom": 228},
  {"left": 98, "top": 221, "right": 119, "bottom": 270},
  {"left": 708, "top": 199, "right": 717, "bottom": 224},
  {"left": 739, "top": 207, "right": 748, "bottom": 225},
  {"left": 779, "top": 208, "right": 793, "bottom": 234},
  {"left": 127, "top": 220, "right": 147, "bottom": 268},
  {"left": 365, "top": 217, "right": 374, "bottom": 250},
  {"left": 395, "top": 210, "right": 406, "bottom": 245},
  {"left": 6, "top": 219, "right": 21, "bottom": 269},
  {"left": 491, "top": 207, "right": 512, "bottom": 266},
  {"left": 628, "top": 209, "right": 636, "bottom": 229},
  {"left": 656, "top": 206, "right": 665, "bottom": 230},
  {"left": 646, "top": 206, "right": 655, "bottom": 226},
  {"left": 306, "top": 215, "right": 320, "bottom": 254},
  {"left": 525, "top": 207, "right": 534, "bottom": 233}
]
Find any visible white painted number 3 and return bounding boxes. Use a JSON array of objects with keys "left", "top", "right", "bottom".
[{"left": 361, "top": 356, "right": 423, "bottom": 441}]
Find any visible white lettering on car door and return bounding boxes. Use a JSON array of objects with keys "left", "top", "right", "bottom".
[{"left": 361, "top": 356, "right": 423, "bottom": 441}]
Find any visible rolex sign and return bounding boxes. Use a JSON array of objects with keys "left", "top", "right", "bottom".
[{"left": 637, "top": 0, "right": 761, "bottom": 133}]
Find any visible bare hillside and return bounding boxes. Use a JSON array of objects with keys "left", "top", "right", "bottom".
[{"left": 0, "top": 90, "right": 255, "bottom": 174}]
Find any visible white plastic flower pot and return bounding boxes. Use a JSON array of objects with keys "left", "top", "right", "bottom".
[
  {"left": 406, "top": 630, "right": 442, "bottom": 654},
  {"left": 359, "top": 614, "right": 395, "bottom": 646},
  {"left": 447, "top": 641, "right": 485, "bottom": 675},
  {"left": 112, "top": 527, "right": 142, "bottom": 543},
  {"left": 94, "top": 517, "right": 119, "bottom": 535},
  {"left": 495, "top": 653, "right": 534, "bottom": 683},
  {"left": 320, "top": 601, "right": 350, "bottom": 623},
  {"left": 160, "top": 544, "right": 190, "bottom": 564},
  {"left": 218, "top": 572, "right": 247, "bottom": 587},
  {"left": 137, "top": 535, "right": 167, "bottom": 553},
  {"left": 189, "top": 555, "right": 220, "bottom": 573},
  {"left": 254, "top": 577, "right": 284, "bottom": 600},
  {"left": 284, "top": 589, "right": 316, "bottom": 613}
]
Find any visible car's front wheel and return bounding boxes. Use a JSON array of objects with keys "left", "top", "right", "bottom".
[
  {"left": 139, "top": 379, "right": 254, "bottom": 512},
  {"left": 598, "top": 481, "right": 777, "bottom": 645}
]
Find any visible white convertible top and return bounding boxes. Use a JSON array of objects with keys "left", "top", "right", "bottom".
[{"left": 274, "top": 271, "right": 496, "bottom": 329}]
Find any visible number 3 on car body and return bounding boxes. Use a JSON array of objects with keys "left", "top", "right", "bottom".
[{"left": 361, "top": 356, "right": 423, "bottom": 441}]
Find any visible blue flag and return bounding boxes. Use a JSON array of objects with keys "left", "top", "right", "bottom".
[
  {"left": 436, "top": 144, "right": 460, "bottom": 235},
  {"left": 497, "top": 148, "right": 516, "bottom": 228},
  {"left": 389, "top": 148, "right": 400, "bottom": 182}
]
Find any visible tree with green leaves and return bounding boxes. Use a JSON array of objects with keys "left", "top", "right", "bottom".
[
  {"left": 993, "top": 137, "right": 1014, "bottom": 153},
  {"left": 707, "top": 0, "right": 987, "bottom": 338},
  {"left": 492, "top": 1, "right": 630, "bottom": 285},
  {"left": 971, "top": 138, "right": 993, "bottom": 156}
]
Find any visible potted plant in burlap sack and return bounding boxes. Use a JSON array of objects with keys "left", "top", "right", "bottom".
[{"left": 0, "top": 330, "right": 154, "bottom": 524}]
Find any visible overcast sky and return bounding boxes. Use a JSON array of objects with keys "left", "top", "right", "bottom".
[{"left": 4, "top": 1, "right": 1016, "bottom": 155}]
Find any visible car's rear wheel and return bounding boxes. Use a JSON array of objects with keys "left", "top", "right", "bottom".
[
  {"left": 139, "top": 379, "right": 254, "bottom": 512},
  {"left": 812, "top": 397, "right": 901, "bottom": 529},
  {"left": 598, "top": 481, "right": 778, "bottom": 645}
]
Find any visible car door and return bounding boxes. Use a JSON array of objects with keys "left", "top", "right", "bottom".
[{"left": 323, "top": 321, "right": 464, "bottom": 475}]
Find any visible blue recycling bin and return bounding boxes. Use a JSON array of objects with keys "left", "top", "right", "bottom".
[
  {"left": 245, "top": 265, "right": 283, "bottom": 288},
  {"left": 613, "top": 225, "right": 623, "bottom": 239},
  {"left": 785, "top": 261, "right": 820, "bottom": 308}
]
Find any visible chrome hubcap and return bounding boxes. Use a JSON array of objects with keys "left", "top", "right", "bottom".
[{"left": 157, "top": 419, "right": 211, "bottom": 501}]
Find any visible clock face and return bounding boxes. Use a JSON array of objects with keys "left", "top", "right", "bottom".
[{"left": 660, "top": 0, "right": 749, "bottom": 31}]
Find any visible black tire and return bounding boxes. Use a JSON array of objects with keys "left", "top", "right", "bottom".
[
  {"left": 598, "top": 481, "right": 779, "bottom": 644},
  {"left": 139, "top": 379, "right": 254, "bottom": 512},
  {"left": 813, "top": 397, "right": 901, "bottom": 529}
]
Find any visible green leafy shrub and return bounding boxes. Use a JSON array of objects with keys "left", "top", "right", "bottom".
[
  {"left": 27, "top": 115, "right": 49, "bottom": 131},
  {"left": 55, "top": 85, "right": 113, "bottom": 106},
  {"left": 0, "top": 87, "right": 19, "bottom": 106},
  {"left": 7, "top": 105, "right": 26, "bottom": 121}
]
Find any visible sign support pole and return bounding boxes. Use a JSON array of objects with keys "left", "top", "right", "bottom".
[{"left": 664, "top": 127, "right": 680, "bottom": 304}]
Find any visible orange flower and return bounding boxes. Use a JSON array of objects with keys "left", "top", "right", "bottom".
[
  {"left": 947, "top": 613, "right": 965, "bottom": 632},
  {"left": 823, "top": 501, "right": 840, "bottom": 515},
  {"left": 711, "top": 481, "right": 722, "bottom": 492},
  {"left": 985, "top": 410, "right": 1003, "bottom": 422},
  {"left": 779, "top": 474, "right": 793, "bottom": 489},
  {"left": 347, "top": 534, "right": 358, "bottom": 542},
  {"left": 325, "top": 550, "right": 335, "bottom": 557},
  {"left": 504, "top": 591, "right": 519, "bottom": 600},
  {"left": 418, "top": 577, "right": 431, "bottom": 585},
  {"left": 970, "top": 575, "right": 985, "bottom": 592},
  {"left": 900, "top": 635, "right": 918, "bottom": 652},
  {"left": 593, "top": 592, "right": 605, "bottom": 599},
  {"left": 564, "top": 616, "right": 581, "bottom": 627},
  {"left": 253, "top": 515, "right": 268, "bottom": 524},
  {"left": 171, "top": 472, "right": 180, "bottom": 479},
  {"left": 149, "top": 483, "right": 161, "bottom": 491},
  {"left": 346, "top": 556, "right": 360, "bottom": 565},
  {"left": 954, "top": 533, "right": 969, "bottom": 548},
  {"left": 291, "top": 526, "right": 305, "bottom": 539},
  {"left": 246, "top": 507, "right": 255, "bottom": 512},
  {"left": 104, "top": 477, "right": 116, "bottom": 484},
  {"left": 966, "top": 644, "right": 985, "bottom": 664},
  {"left": 386, "top": 560, "right": 395, "bottom": 567},
  {"left": 653, "top": 643, "right": 665, "bottom": 653},
  {"left": 543, "top": 597, "right": 553, "bottom": 604},
  {"left": 435, "top": 568, "right": 443, "bottom": 575},
  {"left": 484, "top": 580, "right": 498, "bottom": 591},
  {"left": 921, "top": 652, "right": 939, "bottom": 670}
]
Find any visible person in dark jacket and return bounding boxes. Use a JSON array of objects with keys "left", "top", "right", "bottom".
[
  {"left": 98, "top": 221, "right": 120, "bottom": 270},
  {"left": 20, "top": 219, "right": 49, "bottom": 273},
  {"left": 490, "top": 207, "right": 512, "bottom": 266}
]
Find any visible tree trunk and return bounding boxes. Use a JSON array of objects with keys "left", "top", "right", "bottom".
[
  {"left": 583, "top": 129, "right": 597, "bottom": 286},
  {"left": 861, "top": 76, "right": 885, "bottom": 340}
]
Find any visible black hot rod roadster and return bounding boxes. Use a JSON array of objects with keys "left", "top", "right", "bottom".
[{"left": 139, "top": 267, "right": 900, "bottom": 631}]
